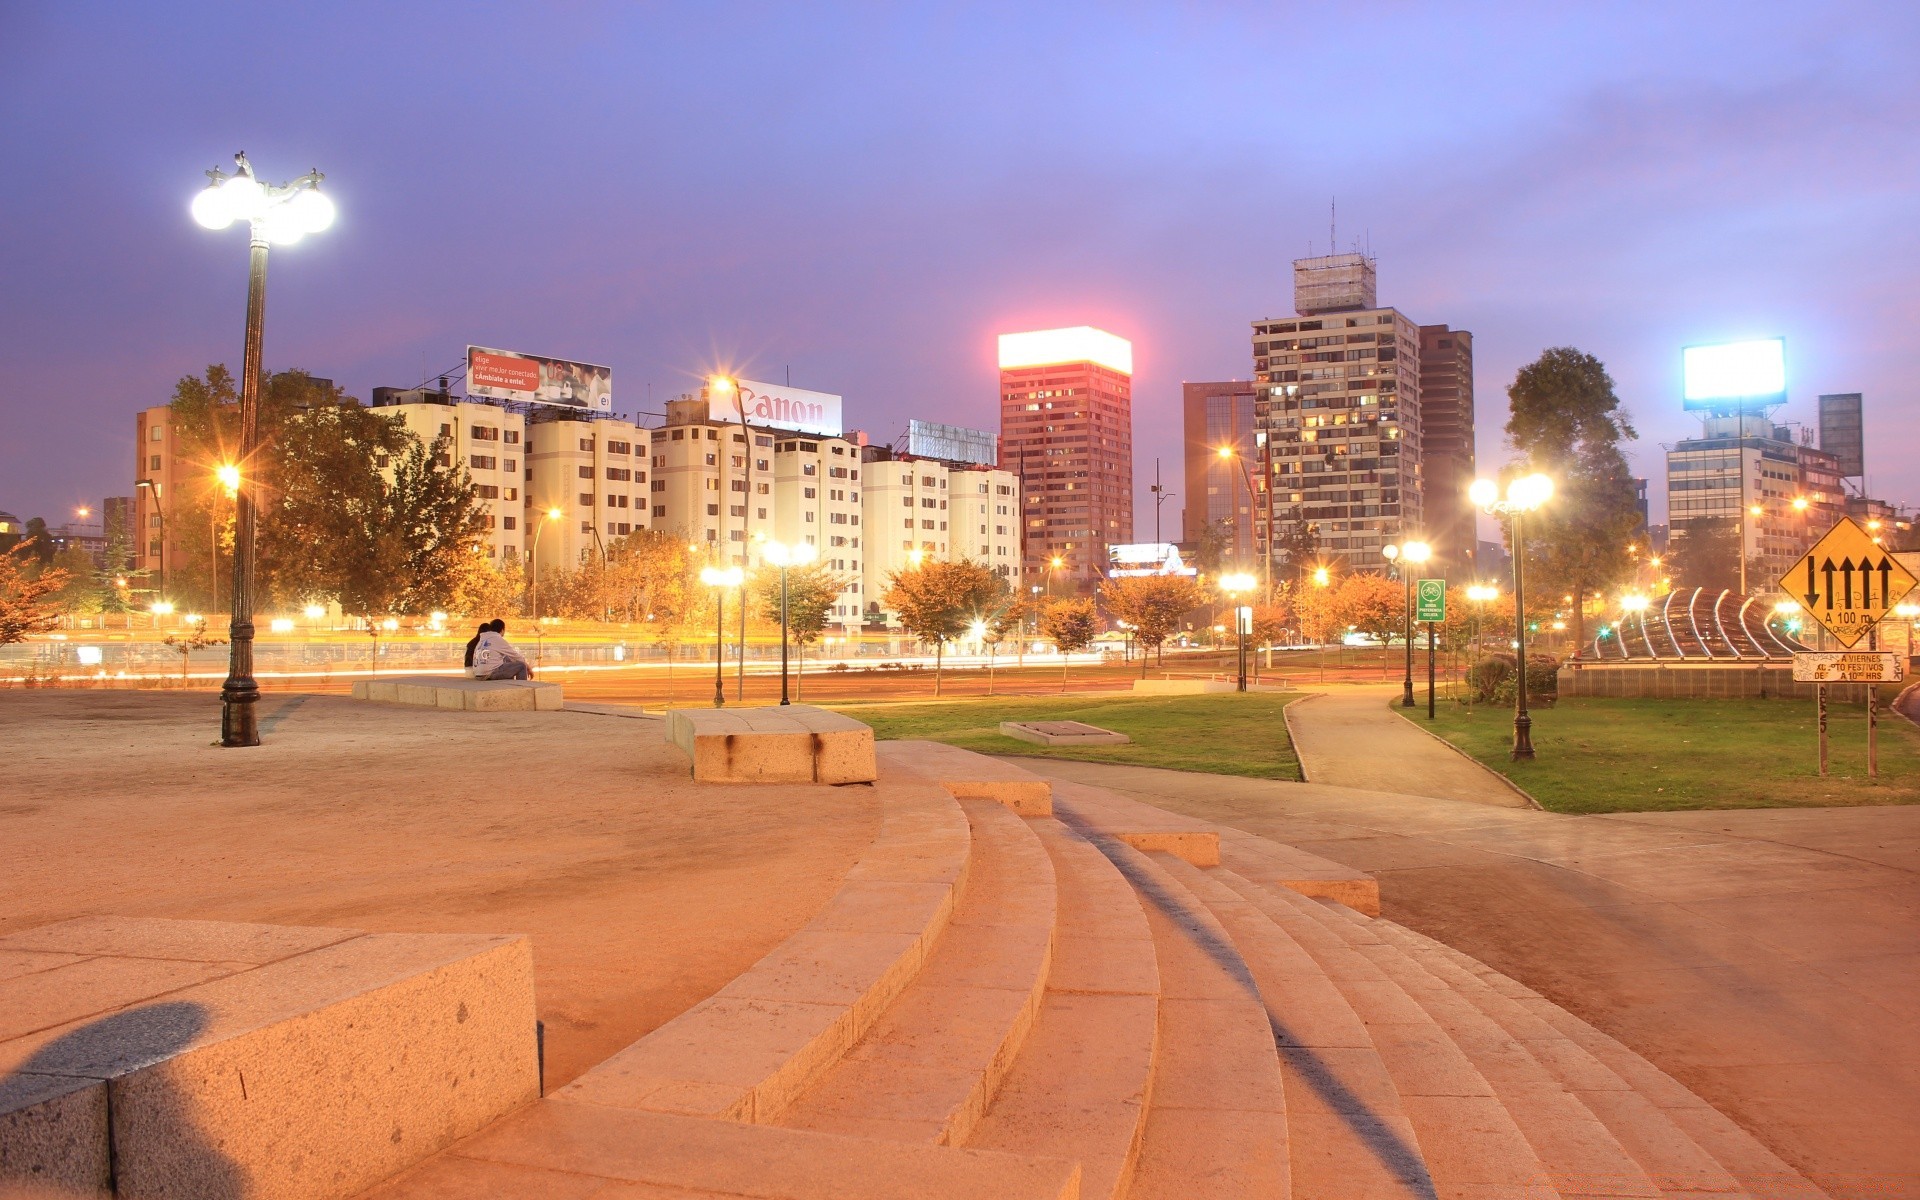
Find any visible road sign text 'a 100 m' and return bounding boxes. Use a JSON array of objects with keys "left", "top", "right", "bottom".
[{"left": 1778, "top": 516, "right": 1917, "bottom": 648}]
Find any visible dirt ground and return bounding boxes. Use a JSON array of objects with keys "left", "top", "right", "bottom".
[{"left": 0, "top": 690, "right": 879, "bottom": 1087}]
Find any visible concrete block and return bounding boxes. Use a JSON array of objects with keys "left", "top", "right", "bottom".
[
  {"left": 1131, "top": 678, "right": 1233, "bottom": 695},
  {"left": 667, "top": 705, "right": 876, "bottom": 784},
  {"left": 347, "top": 675, "right": 562, "bottom": 713},
  {"left": 1114, "top": 831, "right": 1220, "bottom": 867},
  {"left": 1000, "top": 720, "right": 1131, "bottom": 747},
  {"left": 0, "top": 1072, "right": 107, "bottom": 1197}
]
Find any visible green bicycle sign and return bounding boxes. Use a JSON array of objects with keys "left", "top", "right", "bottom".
[{"left": 1416, "top": 579, "right": 1446, "bottom": 623}]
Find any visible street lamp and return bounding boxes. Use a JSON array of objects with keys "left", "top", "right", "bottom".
[
  {"left": 764, "top": 540, "right": 816, "bottom": 705},
  {"left": 1381, "top": 540, "right": 1431, "bottom": 707},
  {"left": 135, "top": 478, "right": 168, "bottom": 604},
  {"left": 191, "top": 152, "right": 335, "bottom": 747},
  {"left": 1470, "top": 473, "right": 1554, "bottom": 760},
  {"left": 1219, "top": 571, "right": 1257, "bottom": 691},
  {"left": 529, "top": 508, "right": 563, "bottom": 620},
  {"left": 1217, "top": 445, "right": 1274, "bottom": 599},
  {"left": 1310, "top": 564, "right": 1332, "bottom": 682},
  {"left": 1047, "top": 555, "right": 1064, "bottom": 598},
  {"left": 699, "top": 564, "right": 744, "bottom": 707}
]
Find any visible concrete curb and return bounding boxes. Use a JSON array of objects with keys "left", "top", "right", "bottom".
[
  {"left": 1385, "top": 702, "right": 1545, "bottom": 811},
  {"left": 1279, "top": 692, "right": 1325, "bottom": 783}
]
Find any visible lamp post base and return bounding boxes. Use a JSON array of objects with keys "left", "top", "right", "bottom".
[
  {"left": 220, "top": 684, "right": 260, "bottom": 747},
  {"left": 1511, "top": 711, "right": 1536, "bottom": 760}
]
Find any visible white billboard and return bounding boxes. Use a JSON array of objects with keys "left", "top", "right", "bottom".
[
  {"left": 1107, "top": 542, "right": 1196, "bottom": 577},
  {"left": 1682, "top": 338, "right": 1785, "bottom": 411},
  {"left": 711, "top": 379, "right": 843, "bottom": 437},
  {"left": 467, "top": 346, "right": 612, "bottom": 412}
]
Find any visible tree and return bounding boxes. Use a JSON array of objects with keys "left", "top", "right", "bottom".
[
  {"left": 1273, "top": 520, "right": 1320, "bottom": 579},
  {"left": 882, "top": 559, "right": 1005, "bottom": 696},
  {"left": 1334, "top": 573, "right": 1403, "bottom": 647},
  {"left": 1040, "top": 597, "right": 1100, "bottom": 692},
  {"left": 1666, "top": 517, "right": 1745, "bottom": 593},
  {"left": 1293, "top": 572, "right": 1342, "bottom": 647},
  {"left": 753, "top": 561, "right": 849, "bottom": 700},
  {"left": 1504, "top": 347, "right": 1642, "bottom": 652},
  {"left": 446, "top": 550, "right": 526, "bottom": 620},
  {"left": 0, "top": 542, "right": 70, "bottom": 643},
  {"left": 1192, "top": 520, "right": 1232, "bottom": 575},
  {"left": 1100, "top": 574, "right": 1206, "bottom": 675},
  {"left": 45, "top": 546, "right": 105, "bottom": 622},
  {"left": 19, "top": 519, "right": 55, "bottom": 567}
]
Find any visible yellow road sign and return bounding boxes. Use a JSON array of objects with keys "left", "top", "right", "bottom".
[{"left": 1779, "top": 516, "right": 1917, "bottom": 648}]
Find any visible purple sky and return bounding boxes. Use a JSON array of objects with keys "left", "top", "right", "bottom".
[{"left": 4, "top": 3, "right": 1916, "bottom": 540}]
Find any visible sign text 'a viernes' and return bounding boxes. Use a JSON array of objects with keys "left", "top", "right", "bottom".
[{"left": 1791, "top": 652, "right": 1904, "bottom": 684}]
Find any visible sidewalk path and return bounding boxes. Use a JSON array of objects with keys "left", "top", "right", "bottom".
[
  {"left": 1285, "top": 684, "right": 1533, "bottom": 807},
  {"left": 1011, "top": 757, "right": 1920, "bottom": 1200}
]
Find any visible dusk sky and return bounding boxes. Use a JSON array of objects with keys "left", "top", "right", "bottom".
[{"left": 4, "top": 2, "right": 1916, "bottom": 539}]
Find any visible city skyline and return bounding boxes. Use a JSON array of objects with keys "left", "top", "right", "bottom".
[{"left": 3, "top": 4, "right": 1917, "bottom": 544}]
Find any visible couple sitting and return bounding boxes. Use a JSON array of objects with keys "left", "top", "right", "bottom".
[{"left": 464, "top": 619, "right": 533, "bottom": 680}]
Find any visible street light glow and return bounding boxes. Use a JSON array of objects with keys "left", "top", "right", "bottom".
[
  {"left": 1467, "top": 585, "right": 1499, "bottom": 603},
  {"left": 1312, "top": 567, "right": 1330, "bottom": 587},
  {"left": 216, "top": 463, "right": 241, "bottom": 496},
  {"left": 1621, "top": 594, "right": 1650, "bottom": 612},
  {"left": 699, "top": 565, "right": 744, "bottom": 588},
  {"left": 1219, "top": 572, "right": 1257, "bottom": 593},
  {"left": 763, "top": 540, "right": 817, "bottom": 568}
]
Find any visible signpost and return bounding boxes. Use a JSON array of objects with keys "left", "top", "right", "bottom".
[
  {"left": 1777, "top": 518, "right": 1917, "bottom": 780},
  {"left": 1417, "top": 580, "right": 1446, "bottom": 720}
]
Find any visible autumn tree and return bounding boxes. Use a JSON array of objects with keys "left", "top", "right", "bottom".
[
  {"left": 1333, "top": 572, "right": 1404, "bottom": 647},
  {"left": 1293, "top": 572, "right": 1342, "bottom": 647},
  {"left": 882, "top": 558, "right": 1006, "bottom": 695},
  {"left": 1100, "top": 574, "right": 1205, "bottom": 674},
  {"left": 0, "top": 542, "right": 71, "bottom": 643},
  {"left": 445, "top": 550, "right": 526, "bottom": 620},
  {"left": 1504, "top": 348, "right": 1642, "bottom": 650},
  {"left": 1666, "top": 517, "right": 1746, "bottom": 593},
  {"left": 1040, "top": 597, "right": 1100, "bottom": 692}
]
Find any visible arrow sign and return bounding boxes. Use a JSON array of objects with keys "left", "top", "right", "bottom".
[{"left": 1777, "top": 516, "right": 1919, "bottom": 648}]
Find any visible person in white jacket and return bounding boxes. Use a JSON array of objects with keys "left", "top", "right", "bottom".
[{"left": 471, "top": 619, "right": 532, "bottom": 680}]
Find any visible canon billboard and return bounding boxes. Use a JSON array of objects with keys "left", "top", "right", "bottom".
[{"left": 710, "top": 378, "right": 843, "bottom": 437}]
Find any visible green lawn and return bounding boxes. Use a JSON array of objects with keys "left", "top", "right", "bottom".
[
  {"left": 1402, "top": 696, "right": 1920, "bottom": 813},
  {"left": 832, "top": 693, "right": 1302, "bottom": 779}
]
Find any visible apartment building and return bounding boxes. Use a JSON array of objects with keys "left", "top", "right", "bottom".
[
  {"left": 859, "top": 445, "right": 1021, "bottom": 625},
  {"left": 997, "top": 327, "right": 1134, "bottom": 591},
  {"left": 131, "top": 405, "right": 184, "bottom": 586},
  {"left": 768, "top": 431, "right": 866, "bottom": 632},
  {"left": 1417, "top": 325, "right": 1475, "bottom": 573},
  {"left": 1251, "top": 254, "right": 1426, "bottom": 571},
  {"left": 522, "top": 412, "right": 649, "bottom": 579},
  {"left": 1665, "top": 413, "right": 1848, "bottom": 584},
  {"left": 371, "top": 388, "right": 529, "bottom": 566}
]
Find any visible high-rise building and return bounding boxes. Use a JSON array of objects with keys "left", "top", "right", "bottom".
[
  {"left": 998, "top": 327, "right": 1134, "bottom": 591},
  {"left": 523, "top": 412, "right": 647, "bottom": 579},
  {"left": 1417, "top": 325, "right": 1475, "bottom": 571},
  {"left": 1180, "top": 381, "right": 1259, "bottom": 561},
  {"left": 371, "top": 387, "right": 530, "bottom": 567},
  {"left": 1817, "top": 393, "right": 1865, "bottom": 481},
  {"left": 132, "top": 405, "right": 185, "bottom": 590},
  {"left": 1665, "top": 414, "right": 1845, "bottom": 584},
  {"left": 1251, "top": 255, "right": 1425, "bottom": 572}
]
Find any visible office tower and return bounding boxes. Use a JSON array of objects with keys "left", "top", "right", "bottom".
[
  {"left": 1251, "top": 253, "right": 1424, "bottom": 572},
  {"left": 1817, "top": 393, "right": 1865, "bottom": 481},
  {"left": 997, "top": 326, "right": 1134, "bottom": 591},
  {"left": 1417, "top": 325, "right": 1475, "bottom": 572},
  {"left": 1180, "top": 381, "right": 1259, "bottom": 560}
]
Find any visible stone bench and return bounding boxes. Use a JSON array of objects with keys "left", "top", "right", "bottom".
[
  {"left": 351, "top": 674, "right": 564, "bottom": 712},
  {"left": 1131, "top": 678, "right": 1235, "bottom": 695},
  {"left": 665, "top": 704, "right": 876, "bottom": 784},
  {"left": 0, "top": 916, "right": 538, "bottom": 1200}
]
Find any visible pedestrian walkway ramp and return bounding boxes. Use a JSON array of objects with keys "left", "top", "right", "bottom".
[{"left": 363, "top": 738, "right": 1829, "bottom": 1200}]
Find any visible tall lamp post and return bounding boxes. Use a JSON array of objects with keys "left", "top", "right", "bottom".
[
  {"left": 1219, "top": 572, "right": 1257, "bottom": 691},
  {"left": 1216, "top": 446, "right": 1273, "bottom": 600},
  {"left": 190, "top": 152, "right": 335, "bottom": 747},
  {"left": 1470, "top": 474, "right": 1554, "bottom": 760},
  {"left": 708, "top": 376, "right": 756, "bottom": 702},
  {"left": 1381, "top": 540, "right": 1431, "bottom": 707},
  {"left": 700, "top": 564, "right": 744, "bottom": 707},
  {"left": 135, "top": 479, "right": 168, "bottom": 604},
  {"left": 764, "top": 540, "right": 816, "bottom": 705},
  {"left": 529, "top": 508, "right": 562, "bottom": 620}
]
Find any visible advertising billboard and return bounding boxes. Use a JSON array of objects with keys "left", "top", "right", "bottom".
[
  {"left": 907, "top": 419, "right": 998, "bottom": 467},
  {"left": 1682, "top": 338, "right": 1785, "bottom": 411},
  {"left": 1107, "top": 542, "right": 1196, "bottom": 578},
  {"left": 467, "top": 346, "right": 612, "bottom": 412},
  {"left": 710, "top": 379, "right": 843, "bottom": 438}
]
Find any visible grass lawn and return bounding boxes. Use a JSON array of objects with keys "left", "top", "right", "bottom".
[
  {"left": 1402, "top": 695, "right": 1920, "bottom": 813},
  {"left": 831, "top": 693, "right": 1302, "bottom": 780}
]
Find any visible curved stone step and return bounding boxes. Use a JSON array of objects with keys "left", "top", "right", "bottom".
[
  {"left": 966, "top": 816, "right": 1161, "bottom": 1200},
  {"left": 778, "top": 796, "right": 1056, "bottom": 1146},
  {"left": 1277, "top": 891, "right": 1667, "bottom": 1199},
  {"left": 1150, "top": 858, "right": 1436, "bottom": 1199},
  {"left": 1201, "top": 868, "right": 1557, "bottom": 1196},
  {"left": 1072, "top": 835, "right": 1290, "bottom": 1200},
  {"left": 556, "top": 772, "right": 971, "bottom": 1123},
  {"left": 1407, "top": 932, "right": 1829, "bottom": 1200},
  {"left": 1316, "top": 905, "right": 1758, "bottom": 1199}
]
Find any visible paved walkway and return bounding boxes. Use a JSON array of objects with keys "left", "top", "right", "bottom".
[
  {"left": 1285, "top": 684, "right": 1533, "bottom": 807},
  {"left": 1015, "top": 758, "right": 1920, "bottom": 1200}
]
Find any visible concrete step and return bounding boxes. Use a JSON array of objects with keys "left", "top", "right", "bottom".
[
  {"left": 1284, "top": 895, "right": 1667, "bottom": 1199},
  {"left": 1318, "top": 905, "right": 1758, "bottom": 1199},
  {"left": 966, "top": 816, "right": 1160, "bottom": 1200},
  {"left": 361, "top": 1098, "right": 1080, "bottom": 1199},
  {"left": 1153, "top": 858, "right": 1435, "bottom": 1200},
  {"left": 1203, "top": 870, "right": 1558, "bottom": 1197},
  {"left": 778, "top": 796, "right": 1057, "bottom": 1145},
  {"left": 1405, "top": 931, "right": 1829, "bottom": 1200},
  {"left": 557, "top": 773, "right": 972, "bottom": 1122},
  {"left": 1078, "top": 836, "right": 1290, "bottom": 1200}
]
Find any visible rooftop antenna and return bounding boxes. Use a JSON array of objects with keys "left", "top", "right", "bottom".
[{"left": 1330, "top": 197, "right": 1336, "bottom": 256}]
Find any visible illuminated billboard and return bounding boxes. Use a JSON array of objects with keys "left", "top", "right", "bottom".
[
  {"left": 709, "top": 379, "right": 843, "bottom": 438},
  {"left": 467, "top": 346, "right": 612, "bottom": 412},
  {"left": 1107, "top": 542, "right": 1196, "bottom": 578},
  {"left": 1682, "top": 338, "right": 1785, "bottom": 411},
  {"left": 998, "top": 327, "right": 1133, "bottom": 375},
  {"left": 908, "top": 419, "right": 997, "bottom": 467}
]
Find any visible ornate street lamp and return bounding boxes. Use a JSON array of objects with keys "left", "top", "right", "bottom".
[
  {"left": 764, "top": 539, "right": 817, "bottom": 705},
  {"left": 190, "top": 152, "right": 334, "bottom": 746},
  {"left": 1470, "top": 474, "right": 1554, "bottom": 760},
  {"left": 1219, "top": 571, "right": 1257, "bottom": 691},
  {"left": 700, "top": 564, "right": 745, "bottom": 707},
  {"left": 1381, "top": 540, "right": 1431, "bottom": 707},
  {"left": 529, "top": 508, "right": 563, "bottom": 620}
]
